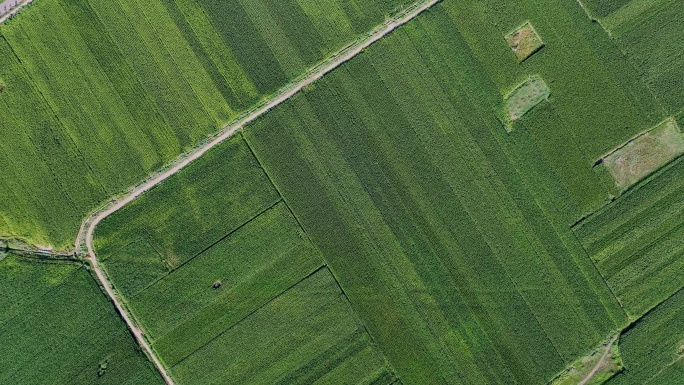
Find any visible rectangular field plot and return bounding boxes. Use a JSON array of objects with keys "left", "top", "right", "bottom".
[
  {"left": 504, "top": 76, "right": 550, "bottom": 123},
  {"left": 574, "top": 157, "right": 684, "bottom": 318},
  {"left": 134, "top": 203, "right": 324, "bottom": 363},
  {"left": 601, "top": 118, "right": 684, "bottom": 190},
  {"left": 607, "top": 289, "right": 684, "bottom": 384},
  {"left": 170, "top": 267, "right": 396, "bottom": 385},
  {"left": 0, "top": 256, "right": 162, "bottom": 384},
  {"left": 505, "top": 22, "right": 544, "bottom": 61}
]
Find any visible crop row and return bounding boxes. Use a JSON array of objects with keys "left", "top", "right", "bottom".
[
  {"left": 94, "top": 137, "right": 280, "bottom": 297},
  {"left": 94, "top": 135, "right": 396, "bottom": 383},
  {"left": 607, "top": 288, "right": 684, "bottom": 384}
]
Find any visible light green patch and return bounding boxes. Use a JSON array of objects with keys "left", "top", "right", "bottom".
[
  {"left": 552, "top": 336, "right": 622, "bottom": 385},
  {"left": 602, "top": 118, "right": 684, "bottom": 190},
  {"left": 504, "top": 75, "right": 550, "bottom": 128},
  {"left": 505, "top": 21, "right": 544, "bottom": 61}
]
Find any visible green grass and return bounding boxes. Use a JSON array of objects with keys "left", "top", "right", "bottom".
[
  {"left": 0, "top": 255, "right": 162, "bottom": 384},
  {"left": 243, "top": 4, "right": 629, "bottom": 382},
  {"left": 573, "top": 157, "right": 684, "bottom": 318},
  {"left": 606, "top": 288, "right": 684, "bottom": 384},
  {"left": 94, "top": 136, "right": 280, "bottom": 297},
  {"left": 0, "top": 0, "right": 414, "bottom": 249}
]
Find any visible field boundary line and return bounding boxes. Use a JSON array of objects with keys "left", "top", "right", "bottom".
[{"left": 73, "top": 1, "right": 441, "bottom": 383}]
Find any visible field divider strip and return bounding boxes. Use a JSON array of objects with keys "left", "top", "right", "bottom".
[{"left": 72, "top": 1, "right": 441, "bottom": 383}]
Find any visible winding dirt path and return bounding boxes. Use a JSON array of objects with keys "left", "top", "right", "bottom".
[
  {"left": 579, "top": 335, "right": 618, "bottom": 385},
  {"left": 74, "top": 1, "right": 441, "bottom": 383}
]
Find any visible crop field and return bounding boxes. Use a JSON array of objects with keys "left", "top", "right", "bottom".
[
  {"left": 0, "top": 0, "right": 413, "bottom": 249},
  {"left": 584, "top": 0, "right": 684, "bottom": 116},
  {"left": 93, "top": 136, "right": 281, "bottom": 297},
  {"left": 0, "top": 255, "right": 162, "bottom": 384},
  {"left": 574, "top": 157, "right": 684, "bottom": 318},
  {"left": 606, "top": 288, "right": 684, "bottom": 384},
  {"left": 435, "top": 0, "right": 662, "bottom": 215},
  {"left": 3, "top": 0, "right": 684, "bottom": 383},
  {"left": 601, "top": 118, "right": 684, "bottom": 190},
  {"left": 94, "top": 135, "right": 396, "bottom": 383},
  {"left": 171, "top": 267, "right": 397, "bottom": 385},
  {"left": 242, "top": 3, "right": 642, "bottom": 382}
]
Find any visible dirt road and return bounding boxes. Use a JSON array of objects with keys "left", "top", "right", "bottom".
[
  {"left": 579, "top": 335, "right": 619, "bottom": 385},
  {"left": 0, "top": 0, "right": 32, "bottom": 24},
  {"left": 75, "top": 1, "right": 441, "bottom": 383}
]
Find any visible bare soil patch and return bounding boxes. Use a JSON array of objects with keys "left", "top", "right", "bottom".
[
  {"left": 602, "top": 118, "right": 684, "bottom": 190},
  {"left": 505, "top": 22, "right": 544, "bottom": 61}
]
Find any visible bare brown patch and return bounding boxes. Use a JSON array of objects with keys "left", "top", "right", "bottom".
[
  {"left": 505, "top": 22, "right": 544, "bottom": 61},
  {"left": 602, "top": 118, "right": 684, "bottom": 190}
]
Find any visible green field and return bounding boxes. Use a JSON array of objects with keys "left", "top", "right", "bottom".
[
  {"left": 93, "top": 136, "right": 281, "bottom": 297},
  {"left": 444, "top": 0, "right": 663, "bottom": 214},
  {"left": 583, "top": 0, "right": 684, "bottom": 116},
  {"left": 0, "top": 255, "right": 162, "bottom": 384},
  {"left": 3, "top": 0, "right": 684, "bottom": 383},
  {"left": 574, "top": 157, "right": 684, "bottom": 318},
  {"left": 94, "top": 136, "right": 396, "bottom": 383},
  {"left": 0, "top": 0, "right": 413, "bottom": 249},
  {"left": 607, "top": 288, "right": 684, "bottom": 384},
  {"left": 243, "top": 2, "right": 641, "bottom": 382}
]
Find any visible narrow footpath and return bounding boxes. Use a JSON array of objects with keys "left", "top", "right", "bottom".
[
  {"left": 579, "top": 335, "right": 619, "bottom": 385},
  {"left": 75, "top": 1, "right": 441, "bottom": 383}
]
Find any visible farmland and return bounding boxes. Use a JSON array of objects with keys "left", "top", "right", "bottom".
[
  {"left": 0, "top": 255, "right": 162, "bottom": 384},
  {"left": 606, "top": 288, "right": 684, "bottom": 384},
  {"left": 94, "top": 135, "right": 397, "bottom": 383},
  {"left": 583, "top": 0, "right": 684, "bottom": 116},
  {"left": 2, "top": 0, "right": 684, "bottom": 383},
  {"left": 241, "top": 1, "right": 652, "bottom": 381},
  {"left": 573, "top": 157, "right": 684, "bottom": 318},
  {"left": 0, "top": 0, "right": 414, "bottom": 249}
]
